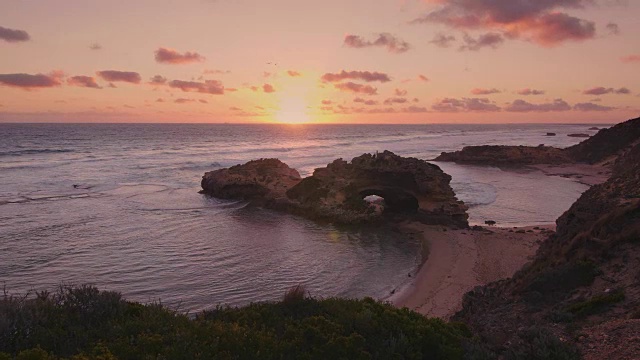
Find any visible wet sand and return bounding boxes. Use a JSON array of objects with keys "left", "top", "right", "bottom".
[{"left": 393, "top": 223, "right": 554, "bottom": 319}]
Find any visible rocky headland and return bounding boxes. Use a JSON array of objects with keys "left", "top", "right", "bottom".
[
  {"left": 449, "top": 117, "right": 640, "bottom": 358},
  {"left": 435, "top": 117, "right": 640, "bottom": 168},
  {"left": 202, "top": 151, "right": 469, "bottom": 228}
]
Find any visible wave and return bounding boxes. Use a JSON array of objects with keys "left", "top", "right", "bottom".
[{"left": 0, "top": 149, "right": 75, "bottom": 157}]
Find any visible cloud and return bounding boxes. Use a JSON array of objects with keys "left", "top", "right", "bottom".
[
  {"left": 354, "top": 97, "right": 379, "bottom": 105},
  {"left": 174, "top": 98, "right": 196, "bottom": 104},
  {"left": 0, "top": 72, "right": 63, "bottom": 89},
  {"left": 505, "top": 99, "right": 571, "bottom": 112},
  {"left": 606, "top": 22, "right": 620, "bottom": 35},
  {"left": 0, "top": 26, "right": 30, "bottom": 43},
  {"left": 418, "top": 74, "right": 430, "bottom": 82},
  {"left": 344, "top": 33, "right": 411, "bottom": 53},
  {"left": 199, "top": 99, "right": 208, "bottom": 104},
  {"left": 321, "top": 100, "right": 333, "bottom": 105},
  {"left": 229, "top": 107, "right": 242, "bottom": 111},
  {"left": 263, "top": 84, "right": 275, "bottom": 93},
  {"left": 582, "top": 87, "right": 631, "bottom": 95},
  {"left": 430, "top": 33, "right": 456, "bottom": 48},
  {"left": 287, "top": 70, "right": 302, "bottom": 77},
  {"left": 89, "top": 43, "right": 102, "bottom": 50},
  {"left": 148, "top": 75, "right": 167, "bottom": 85},
  {"left": 96, "top": 70, "right": 141, "bottom": 84},
  {"left": 573, "top": 102, "right": 615, "bottom": 111},
  {"left": 384, "top": 97, "right": 408, "bottom": 105},
  {"left": 154, "top": 47, "right": 205, "bottom": 64},
  {"left": 67, "top": 75, "right": 101, "bottom": 89},
  {"left": 334, "top": 82, "right": 378, "bottom": 95},
  {"left": 203, "top": 69, "right": 231, "bottom": 75},
  {"left": 412, "top": 0, "right": 596, "bottom": 46},
  {"left": 321, "top": 70, "right": 391, "bottom": 83},
  {"left": 432, "top": 97, "right": 501, "bottom": 112},
  {"left": 394, "top": 88, "right": 408, "bottom": 96},
  {"left": 168, "top": 79, "right": 224, "bottom": 95},
  {"left": 621, "top": 55, "right": 640, "bottom": 63},
  {"left": 517, "top": 88, "right": 545, "bottom": 95},
  {"left": 156, "top": 98, "right": 164, "bottom": 103},
  {"left": 460, "top": 32, "right": 504, "bottom": 51},
  {"left": 471, "top": 87, "right": 500, "bottom": 95}
]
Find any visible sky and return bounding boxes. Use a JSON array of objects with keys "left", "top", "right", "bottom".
[{"left": 0, "top": 0, "right": 639, "bottom": 124}]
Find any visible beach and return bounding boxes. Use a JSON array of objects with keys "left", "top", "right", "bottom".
[{"left": 393, "top": 223, "right": 553, "bottom": 319}]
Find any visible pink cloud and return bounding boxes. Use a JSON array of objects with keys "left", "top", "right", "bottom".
[
  {"left": 517, "top": 88, "right": 545, "bottom": 95},
  {"left": 321, "top": 70, "right": 391, "bottom": 83},
  {"left": 432, "top": 97, "right": 501, "bottom": 112},
  {"left": 174, "top": 98, "right": 197, "bottom": 104},
  {"left": 344, "top": 33, "right": 411, "bottom": 53},
  {"left": 0, "top": 26, "right": 30, "bottom": 43},
  {"left": 582, "top": 87, "right": 631, "bottom": 95},
  {"left": 413, "top": 0, "right": 596, "bottom": 46},
  {"left": 354, "top": 97, "right": 379, "bottom": 105},
  {"left": 471, "top": 88, "right": 500, "bottom": 95},
  {"left": 97, "top": 70, "right": 141, "bottom": 84},
  {"left": 321, "top": 100, "right": 333, "bottom": 105},
  {"left": 430, "top": 33, "right": 456, "bottom": 48},
  {"left": 460, "top": 32, "right": 504, "bottom": 51},
  {"left": 621, "top": 55, "right": 640, "bottom": 63},
  {"left": 334, "top": 82, "right": 378, "bottom": 95},
  {"left": 168, "top": 79, "right": 224, "bottom": 95},
  {"left": 505, "top": 99, "right": 571, "bottom": 112},
  {"left": 384, "top": 97, "right": 408, "bottom": 105},
  {"left": 263, "top": 84, "right": 275, "bottom": 93},
  {"left": 67, "top": 75, "right": 101, "bottom": 89},
  {"left": 395, "top": 88, "right": 408, "bottom": 96},
  {"left": 287, "top": 70, "right": 302, "bottom": 77},
  {"left": 154, "top": 47, "right": 205, "bottom": 64},
  {"left": 0, "top": 72, "right": 63, "bottom": 89},
  {"left": 418, "top": 75, "right": 430, "bottom": 82},
  {"left": 573, "top": 102, "right": 615, "bottom": 112},
  {"left": 148, "top": 75, "right": 167, "bottom": 85}
]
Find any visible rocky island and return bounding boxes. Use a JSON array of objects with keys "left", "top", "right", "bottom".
[{"left": 202, "top": 151, "right": 469, "bottom": 228}]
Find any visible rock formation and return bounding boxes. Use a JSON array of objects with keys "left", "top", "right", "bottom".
[
  {"left": 201, "top": 151, "right": 469, "bottom": 228},
  {"left": 435, "top": 116, "right": 640, "bottom": 167},
  {"left": 452, "top": 119, "right": 640, "bottom": 358}
]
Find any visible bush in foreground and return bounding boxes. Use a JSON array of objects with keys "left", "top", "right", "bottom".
[{"left": 1, "top": 285, "right": 475, "bottom": 360}]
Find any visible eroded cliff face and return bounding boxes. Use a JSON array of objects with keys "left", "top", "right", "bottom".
[
  {"left": 435, "top": 117, "right": 640, "bottom": 167},
  {"left": 453, "top": 136, "right": 640, "bottom": 358},
  {"left": 201, "top": 151, "right": 469, "bottom": 228}
]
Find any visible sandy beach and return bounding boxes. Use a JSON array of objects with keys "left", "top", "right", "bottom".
[{"left": 393, "top": 223, "right": 554, "bottom": 319}]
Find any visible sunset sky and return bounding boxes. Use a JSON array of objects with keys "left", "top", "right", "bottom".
[{"left": 1, "top": 0, "right": 639, "bottom": 124}]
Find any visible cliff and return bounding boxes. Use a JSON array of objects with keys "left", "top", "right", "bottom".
[
  {"left": 453, "top": 136, "right": 640, "bottom": 358},
  {"left": 201, "top": 151, "right": 469, "bottom": 228},
  {"left": 435, "top": 116, "right": 640, "bottom": 167}
]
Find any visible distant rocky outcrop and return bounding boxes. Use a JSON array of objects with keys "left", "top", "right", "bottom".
[
  {"left": 567, "top": 133, "right": 590, "bottom": 138},
  {"left": 453, "top": 136, "right": 640, "bottom": 358},
  {"left": 435, "top": 117, "right": 640, "bottom": 167},
  {"left": 201, "top": 151, "right": 469, "bottom": 228}
]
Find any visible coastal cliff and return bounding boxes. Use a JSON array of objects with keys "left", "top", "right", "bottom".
[
  {"left": 202, "top": 151, "right": 469, "bottom": 228},
  {"left": 435, "top": 116, "right": 640, "bottom": 167},
  {"left": 452, "top": 119, "right": 640, "bottom": 358}
]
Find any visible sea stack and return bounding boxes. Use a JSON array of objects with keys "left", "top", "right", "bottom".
[{"left": 202, "top": 151, "right": 469, "bottom": 228}]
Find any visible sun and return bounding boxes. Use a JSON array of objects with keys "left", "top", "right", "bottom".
[{"left": 275, "top": 97, "right": 311, "bottom": 124}]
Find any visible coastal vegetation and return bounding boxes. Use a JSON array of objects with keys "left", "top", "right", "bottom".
[{"left": 1, "top": 284, "right": 479, "bottom": 360}]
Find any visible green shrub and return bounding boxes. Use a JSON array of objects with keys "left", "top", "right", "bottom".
[{"left": 1, "top": 285, "right": 475, "bottom": 360}]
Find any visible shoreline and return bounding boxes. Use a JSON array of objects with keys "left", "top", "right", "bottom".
[
  {"left": 390, "top": 161, "right": 609, "bottom": 319},
  {"left": 392, "top": 223, "right": 554, "bottom": 319}
]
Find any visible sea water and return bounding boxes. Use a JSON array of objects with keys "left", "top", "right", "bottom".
[{"left": 0, "top": 123, "right": 597, "bottom": 311}]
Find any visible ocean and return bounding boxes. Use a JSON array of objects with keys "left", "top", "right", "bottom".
[{"left": 0, "top": 123, "right": 598, "bottom": 311}]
